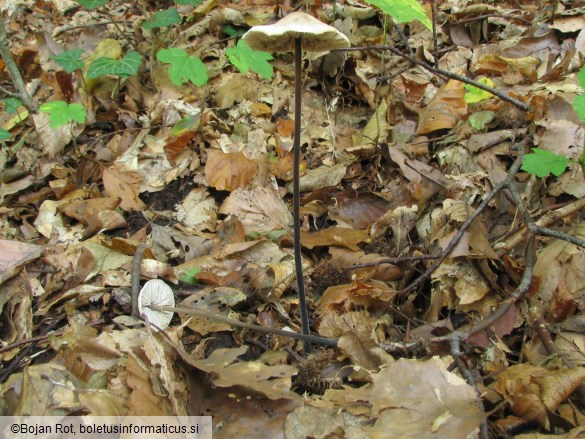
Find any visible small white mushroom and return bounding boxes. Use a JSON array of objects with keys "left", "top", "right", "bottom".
[{"left": 138, "top": 279, "right": 175, "bottom": 329}]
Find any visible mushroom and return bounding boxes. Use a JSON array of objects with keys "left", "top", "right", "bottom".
[
  {"left": 138, "top": 279, "right": 175, "bottom": 329},
  {"left": 243, "top": 12, "right": 350, "bottom": 353}
]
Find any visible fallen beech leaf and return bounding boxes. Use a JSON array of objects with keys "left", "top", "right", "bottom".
[
  {"left": 302, "top": 227, "right": 370, "bottom": 251},
  {"left": 59, "top": 197, "right": 121, "bottom": 225},
  {"left": 334, "top": 190, "right": 391, "bottom": 229},
  {"left": 317, "top": 279, "right": 397, "bottom": 314},
  {"left": 417, "top": 79, "right": 467, "bottom": 134},
  {"left": 0, "top": 239, "right": 44, "bottom": 284},
  {"left": 219, "top": 187, "right": 291, "bottom": 233},
  {"left": 102, "top": 166, "right": 146, "bottom": 211},
  {"left": 205, "top": 149, "right": 257, "bottom": 191}
]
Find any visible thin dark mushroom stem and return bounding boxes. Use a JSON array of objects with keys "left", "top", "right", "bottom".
[{"left": 293, "top": 36, "right": 311, "bottom": 354}]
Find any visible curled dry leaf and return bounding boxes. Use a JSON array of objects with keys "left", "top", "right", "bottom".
[
  {"left": 319, "top": 311, "right": 382, "bottom": 371},
  {"left": 102, "top": 165, "right": 146, "bottom": 212},
  {"left": 417, "top": 79, "right": 467, "bottom": 135},
  {"left": 317, "top": 278, "right": 397, "bottom": 315},
  {"left": 301, "top": 227, "right": 370, "bottom": 251},
  {"left": 493, "top": 363, "right": 585, "bottom": 427}
]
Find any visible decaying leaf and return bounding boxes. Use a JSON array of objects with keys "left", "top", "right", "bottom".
[{"left": 417, "top": 79, "right": 467, "bottom": 134}]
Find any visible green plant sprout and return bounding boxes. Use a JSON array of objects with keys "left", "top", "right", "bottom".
[
  {"left": 74, "top": 0, "right": 107, "bottom": 10},
  {"left": 364, "top": 0, "right": 432, "bottom": 30},
  {"left": 39, "top": 101, "right": 87, "bottom": 128},
  {"left": 156, "top": 48, "right": 208, "bottom": 86},
  {"left": 0, "top": 127, "right": 11, "bottom": 141},
  {"left": 52, "top": 49, "right": 84, "bottom": 73},
  {"left": 521, "top": 64, "right": 585, "bottom": 178},
  {"left": 86, "top": 51, "right": 142, "bottom": 79},
  {"left": 142, "top": 7, "right": 181, "bottom": 31},
  {"left": 464, "top": 77, "right": 495, "bottom": 104},
  {"left": 225, "top": 40, "right": 273, "bottom": 79}
]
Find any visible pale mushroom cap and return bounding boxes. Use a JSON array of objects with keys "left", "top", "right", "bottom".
[
  {"left": 242, "top": 11, "right": 350, "bottom": 52},
  {"left": 138, "top": 279, "right": 175, "bottom": 329}
]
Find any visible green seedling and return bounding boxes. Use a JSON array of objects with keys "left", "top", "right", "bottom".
[
  {"left": 2, "top": 98, "right": 23, "bottom": 114},
  {"left": 226, "top": 40, "right": 273, "bottom": 79},
  {"left": 0, "top": 128, "right": 11, "bottom": 141},
  {"left": 180, "top": 266, "right": 202, "bottom": 284},
  {"left": 521, "top": 64, "right": 585, "bottom": 178},
  {"left": 86, "top": 51, "right": 142, "bottom": 79},
  {"left": 142, "top": 7, "right": 181, "bottom": 31},
  {"left": 39, "top": 101, "right": 87, "bottom": 128},
  {"left": 364, "top": 0, "right": 432, "bottom": 30},
  {"left": 53, "top": 49, "right": 84, "bottom": 73},
  {"left": 74, "top": 0, "right": 107, "bottom": 10},
  {"left": 156, "top": 48, "right": 208, "bottom": 86},
  {"left": 464, "top": 77, "right": 495, "bottom": 104}
]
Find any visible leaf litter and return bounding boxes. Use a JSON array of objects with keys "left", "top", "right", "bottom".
[{"left": 3, "top": 0, "right": 585, "bottom": 437}]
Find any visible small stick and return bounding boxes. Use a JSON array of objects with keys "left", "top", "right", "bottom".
[{"left": 148, "top": 304, "right": 338, "bottom": 347}]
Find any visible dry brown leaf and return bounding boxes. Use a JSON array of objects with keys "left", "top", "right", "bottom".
[
  {"left": 192, "top": 346, "right": 299, "bottom": 400},
  {"left": 219, "top": 187, "right": 291, "bottom": 233},
  {"left": 417, "top": 79, "right": 467, "bottom": 134},
  {"left": 329, "top": 247, "right": 401, "bottom": 282},
  {"left": 102, "top": 166, "right": 146, "bottom": 211},
  {"left": 301, "top": 227, "right": 370, "bottom": 251},
  {"left": 0, "top": 239, "right": 43, "bottom": 284},
  {"left": 205, "top": 149, "right": 257, "bottom": 191},
  {"left": 59, "top": 197, "right": 121, "bottom": 225},
  {"left": 317, "top": 279, "right": 397, "bottom": 315},
  {"left": 334, "top": 190, "right": 391, "bottom": 229}
]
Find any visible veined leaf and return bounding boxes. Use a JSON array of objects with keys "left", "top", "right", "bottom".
[
  {"left": 39, "top": 101, "right": 87, "bottom": 128},
  {"left": 53, "top": 49, "right": 84, "bottom": 73},
  {"left": 364, "top": 0, "right": 431, "bottom": 30},
  {"left": 226, "top": 40, "right": 273, "bottom": 79},
  {"left": 86, "top": 51, "right": 142, "bottom": 79},
  {"left": 573, "top": 94, "right": 585, "bottom": 125},
  {"left": 2, "top": 98, "right": 22, "bottom": 114},
  {"left": 464, "top": 77, "right": 495, "bottom": 104},
  {"left": 142, "top": 7, "right": 181, "bottom": 30},
  {"left": 74, "top": 0, "right": 107, "bottom": 9},
  {"left": 0, "top": 128, "right": 11, "bottom": 141},
  {"left": 521, "top": 148, "right": 569, "bottom": 178},
  {"left": 156, "top": 48, "right": 208, "bottom": 86}
]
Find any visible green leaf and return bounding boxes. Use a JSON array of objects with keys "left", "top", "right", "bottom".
[
  {"left": 86, "top": 51, "right": 142, "bottom": 79},
  {"left": 226, "top": 40, "right": 273, "bottom": 79},
  {"left": 0, "top": 128, "right": 11, "bottom": 141},
  {"left": 171, "top": 115, "right": 201, "bottom": 135},
  {"left": 74, "top": 0, "right": 107, "bottom": 10},
  {"left": 2, "top": 98, "right": 22, "bottom": 114},
  {"left": 156, "top": 48, "right": 208, "bottom": 86},
  {"left": 464, "top": 77, "right": 495, "bottom": 104},
  {"left": 53, "top": 49, "right": 84, "bottom": 73},
  {"left": 175, "top": 0, "right": 203, "bottom": 5},
  {"left": 39, "top": 101, "right": 87, "bottom": 128},
  {"left": 222, "top": 25, "right": 245, "bottom": 37},
  {"left": 578, "top": 64, "right": 585, "bottom": 89},
  {"left": 142, "top": 7, "right": 181, "bottom": 30},
  {"left": 573, "top": 94, "right": 585, "bottom": 125},
  {"left": 521, "top": 148, "right": 569, "bottom": 178},
  {"left": 468, "top": 111, "right": 495, "bottom": 130},
  {"left": 364, "top": 0, "right": 431, "bottom": 30},
  {"left": 179, "top": 266, "right": 202, "bottom": 284}
]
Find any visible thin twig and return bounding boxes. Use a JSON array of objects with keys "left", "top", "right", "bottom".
[
  {"left": 333, "top": 45, "right": 529, "bottom": 111},
  {"left": 0, "top": 15, "right": 37, "bottom": 112},
  {"left": 149, "top": 304, "right": 338, "bottom": 347}
]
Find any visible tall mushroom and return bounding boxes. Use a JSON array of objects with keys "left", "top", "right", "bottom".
[{"left": 242, "top": 12, "right": 350, "bottom": 354}]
